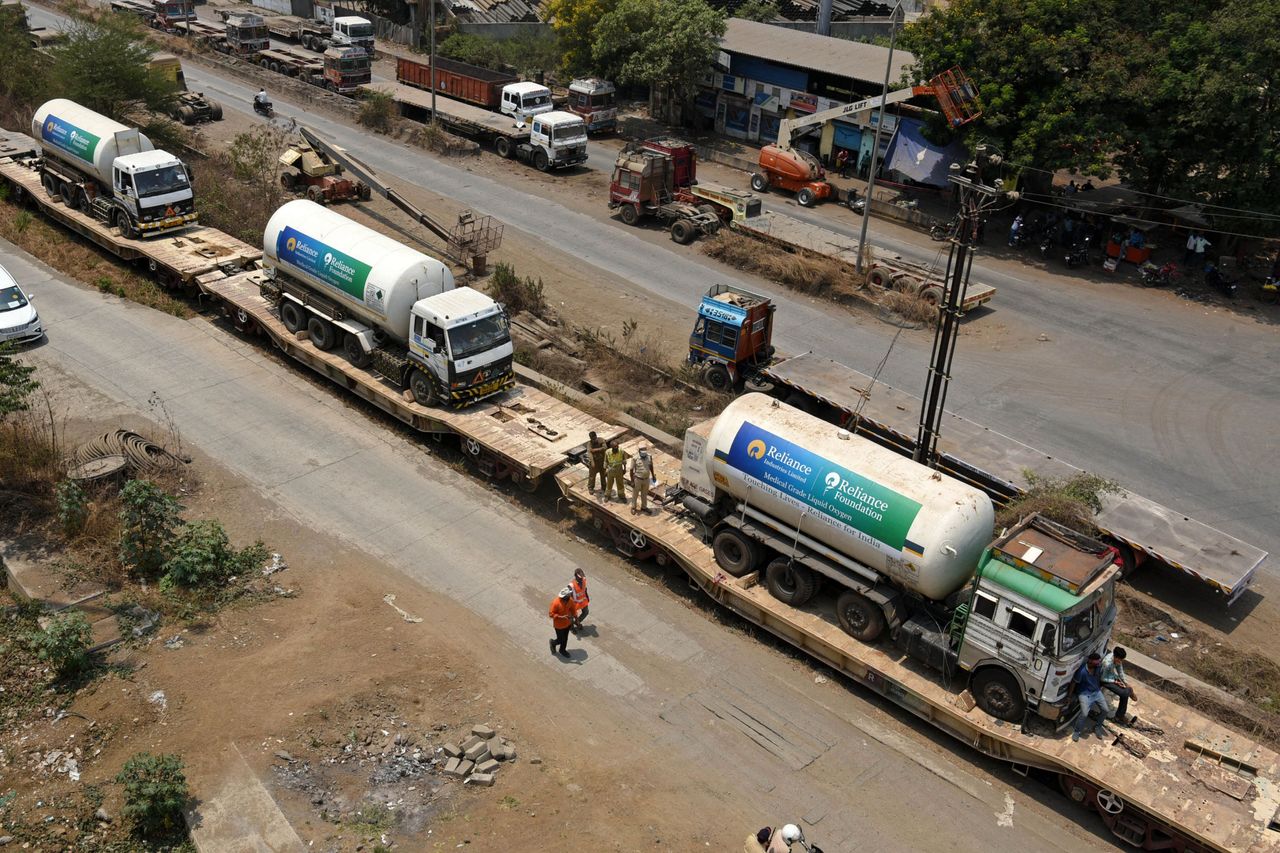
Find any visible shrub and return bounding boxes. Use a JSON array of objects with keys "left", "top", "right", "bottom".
[
  {"left": 56, "top": 479, "right": 89, "bottom": 537},
  {"left": 358, "top": 90, "right": 395, "bottom": 133},
  {"left": 163, "top": 520, "right": 266, "bottom": 589},
  {"left": 118, "top": 480, "right": 183, "bottom": 579},
  {"left": 489, "top": 262, "right": 547, "bottom": 318},
  {"left": 28, "top": 609, "right": 93, "bottom": 678},
  {"left": 996, "top": 471, "right": 1119, "bottom": 533},
  {"left": 117, "top": 752, "right": 189, "bottom": 838}
]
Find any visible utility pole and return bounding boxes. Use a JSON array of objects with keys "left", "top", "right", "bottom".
[
  {"left": 913, "top": 145, "right": 1007, "bottom": 467},
  {"left": 428, "top": 0, "right": 436, "bottom": 124},
  {"left": 855, "top": 1, "right": 902, "bottom": 273}
]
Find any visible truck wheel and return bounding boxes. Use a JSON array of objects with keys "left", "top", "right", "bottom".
[
  {"left": 307, "top": 185, "right": 326, "bottom": 204},
  {"left": 918, "top": 286, "right": 945, "bottom": 306},
  {"left": 533, "top": 150, "right": 550, "bottom": 172},
  {"left": 280, "top": 172, "right": 297, "bottom": 191},
  {"left": 409, "top": 368, "right": 437, "bottom": 406},
  {"left": 42, "top": 173, "right": 58, "bottom": 198},
  {"left": 178, "top": 106, "right": 196, "bottom": 125},
  {"left": 670, "top": 219, "right": 696, "bottom": 245},
  {"left": 342, "top": 333, "right": 372, "bottom": 368},
  {"left": 115, "top": 210, "right": 136, "bottom": 240},
  {"left": 59, "top": 181, "right": 75, "bottom": 207},
  {"left": 835, "top": 590, "right": 885, "bottom": 642},
  {"left": 703, "top": 362, "right": 732, "bottom": 392},
  {"left": 619, "top": 204, "right": 639, "bottom": 226},
  {"left": 260, "top": 58, "right": 270, "bottom": 69},
  {"left": 712, "top": 528, "right": 759, "bottom": 577},
  {"left": 279, "top": 301, "right": 305, "bottom": 333},
  {"left": 971, "top": 668, "right": 1026, "bottom": 723},
  {"left": 796, "top": 187, "right": 817, "bottom": 207},
  {"left": 75, "top": 188, "right": 91, "bottom": 215},
  {"left": 866, "top": 268, "right": 891, "bottom": 289},
  {"left": 307, "top": 317, "right": 336, "bottom": 351},
  {"left": 494, "top": 137, "right": 512, "bottom": 158},
  {"left": 750, "top": 172, "right": 768, "bottom": 192},
  {"left": 210, "top": 101, "right": 223, "bottom": 121},
  {"left": 765, "top": 557, "right": 818, "bottom": 607}
]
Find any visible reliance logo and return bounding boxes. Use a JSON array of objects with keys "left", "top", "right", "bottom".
[
  {"left": 286, "top": 236, "right": 298, "bottom": 252},
  {"left": 746, "top": 439, "right": 766, "bottom": 460}
]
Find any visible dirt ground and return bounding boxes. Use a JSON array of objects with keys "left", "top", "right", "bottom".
[{"left": 1, "top": 407, "right": 744, "bottom": 851}]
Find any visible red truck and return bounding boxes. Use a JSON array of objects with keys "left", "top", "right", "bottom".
[{"left": 395, "top": 56, "right": 518, "bottom": 111}]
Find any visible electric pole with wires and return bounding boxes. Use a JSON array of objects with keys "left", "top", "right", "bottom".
[{"left": 913, "top": 145, "right": 1010, "bottom": 468}]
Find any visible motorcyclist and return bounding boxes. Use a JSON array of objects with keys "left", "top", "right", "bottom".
[{"left": 254, "top": 89, "right": 270, "bottom": 111}]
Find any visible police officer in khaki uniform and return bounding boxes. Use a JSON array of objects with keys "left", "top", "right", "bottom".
[{"left": 630, "top": 445, "right": 654, "bottom": 514}]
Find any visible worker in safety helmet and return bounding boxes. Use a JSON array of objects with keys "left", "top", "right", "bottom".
[
  {"left": 745, "top": 823, "right": 810, "bottom": 853},
  {"left": 548, "top": 587, "right": 577, "bottom": 659}
]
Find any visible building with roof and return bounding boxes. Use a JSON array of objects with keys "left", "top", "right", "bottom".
[{"left": 693, "top": 18, "right": 922, "bottom": 169}]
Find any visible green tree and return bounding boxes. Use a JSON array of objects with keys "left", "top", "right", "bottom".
[
  {"left": 547, "top": 0, "right": 619, "bottom": 77},
  {"left": 0, "top": 343, "right": 39, "bottom": 420},
  {"left": 593, "top": 0, "right": 726, "bottom": 99},
  {"left": 47, "top": 13, "right": 174, "bottom": 121},
  {"left": 0, "top": 4, "right": 47, "bottom": 115},
  {"left": 118, "top": 480, "right": 183, "bottom": 579},
  {"left": 733, "top": 0, "right": 780, "bottom": 22},
  {"left": 117, "top": 752, "right": 190, "bottom": 838}
]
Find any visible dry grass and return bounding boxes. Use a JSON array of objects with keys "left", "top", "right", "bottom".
[
  {"left": 995, "top": 471, "right": 1118, "bottom": 534},
  {"left": 701, "top": 230, "right": 849, "bottom": 295},
  {"left": 0, "top": 395, "right": 63, "bottom": 522},
  {"left": 879, "top": 288, "right": 939, "bottom": 324},
  {"left": 404, "top": 121, "right": 479, "bottom": 157},
  {"left": 0, "top": 189, "right": 190, "bottom": 317},
  {"left": 488, "top": 263, "right": 548, "bottom": 319}
]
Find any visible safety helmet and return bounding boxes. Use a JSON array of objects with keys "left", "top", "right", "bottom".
[
  {"left": 781, "top": 825, "right": 802, "bottom": 843},
  {"left": 559, "top": 587, "right": 573, "bottom": 598}
]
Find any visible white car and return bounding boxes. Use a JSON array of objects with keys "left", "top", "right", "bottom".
[{"left": 0, "top": 265, "right": 43, "bottom": 345}]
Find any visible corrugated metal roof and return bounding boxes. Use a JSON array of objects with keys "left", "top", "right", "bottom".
[
  {"left": 447, "top": 0, "right": 545, "bottom": 24},
  {"left": 721, "top": 18, "right": 914, "bottom": 87}
]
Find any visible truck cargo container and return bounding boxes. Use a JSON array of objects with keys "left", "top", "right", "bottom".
[
  {"left": 30, "top": 99, "right": 197, "bottom": 238},
  {"left": 395, "top": 55, "right": 518, "bottom": 111}
]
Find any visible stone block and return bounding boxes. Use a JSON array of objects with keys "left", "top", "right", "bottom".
[
  {"left": 468, "top": 772, "right": 495, "bottom": 787},
  {"left": 457, "top": 759, "right": 474, "bottom": 777},
  {"left": 461, "top": 735, "right": 484, "bottom": 752},
  {"left": 493, "top": 743, "right": 517, "bottom": 761},
  {"left": 442, "top": 742, "right": 462, "bottom": 758},
  {"left": 443, "top": 757, "right": 462, "bottom": 776},
  {"left": 475, "top": 758, "right": 500, "bottom": 774},
  {"left": 464, "top": 742, "right": 490, "bottom": 763},
  {"left": 470, "top": 724, "right": 495, "bottom": 739}
]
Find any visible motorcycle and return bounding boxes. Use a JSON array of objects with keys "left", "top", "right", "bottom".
[
  {"left": 1065, "top": 236, "right": 1092, "bottom": 268},
  {"left": 846, "top": 190, "right": 865, "bottom": 216},
  {"left": 253, "top": 99, "right": 275, "bottom": 118},
  {"left": 1038, "top": 234, "right": 1055, "bottom": 259},
  {"left": 930, "top": 217, "right": 959, "bottom": 241},
  {"left": 1205, "top": 264, "right": 1239, "bottom": 299},
  {"left": 1139, "top": 260, "right": 1179, "bottom": 288}
]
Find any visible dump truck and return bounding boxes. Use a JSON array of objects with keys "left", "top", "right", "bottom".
[
  {"left": 148, "top": 53, "right": 223, "bottom": 125},
  {"left": 31, "top": 99, "right": 197, "bottom": 238},
  {"left": 567, "top": 78, "right": 617, "bottom": 133},
  {"left": 262, "top": 200, "right": 514, "bottom": 406},
  {"left": 681, "top": 393, "right": 1119, "bottom": 723}
]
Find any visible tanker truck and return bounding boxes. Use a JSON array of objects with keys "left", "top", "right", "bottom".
[
  {"left": 262, "top": 200, "right": 515, "bottom": 408},
  {"left": 31, "top": 99, "right": 198, "bottom": 239},
  {"left": 680, "top": 394, "right": 1119, "bottom": 724}
]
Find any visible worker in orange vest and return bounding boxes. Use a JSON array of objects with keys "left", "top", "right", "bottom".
[
  {"left": 548, "top": 587, "right": 577, "bottom": 658},
  {"left": 569, "top": 568, "right": 589, "bottom": 633}
]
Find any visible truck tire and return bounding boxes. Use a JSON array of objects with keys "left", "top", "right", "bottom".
[
  {"left": 866, "top": 267, "right": 891, "bottom": 289},
  {"left": 889, "top": 273, "right": 921, "bottom": 294},
  {"left": 750, "top": 172, "right": 769, "bottom": 192},
  {"left": 75, "top": 188, "right": 91, "bottom": 215},
  {"left": 115, "top": 210, "right": 136, "bottom": 240},
  {"left": 918, "top": 285, "right": 945, "bottom": 306},
  {"left": 670, "top": 219, "right": 696, "bottom": 245},
  {"left": 703, "top": 362, "right": 732, "bottom": 392},
  {"left": 342, "top": 332, "right": 372, "bottom": 368},
  {"left": 59, "top": 181, "right": 75, "bottom": 207},
  {"left": 409, "top": 368, "right": 437, "bottom": 406},
  {"left": 260, "top": 58, "right": 270, "bottom": 69},
  {"left": 279, "top": 300, "right": 305, "bottom": 333},
  {"left": 178, "top": 106, "right": 196, "bottom": 125},
  {"left": 494, "top": 137, "right": 512, "bottom": 158},
  {"left": 533, "top": 150, "right": 550, "bottom": 172},
  {"left": 796, "top": 187, "right": 817, "bottom": 207},
  {"left": 280, "top": 172, "right": 298, "bottom": 192},
  {"left": 307, "top": 317, "right": 336, "bottom": 351},
  {"left": 712, "top": 528, "right": 760, "bottom": 577},
  {"left": 42, "top": 173, "right": 58, "bottom": 198},
  {"left": 765, "top": 557, "right": 819, "bottom": 607},
  {"left": 835, "top": 590, "right": 885, "bottom": 642},
  {"left": 619, "top": 204, "right": 639, "bottom": 226},
  {"left": 210, "top": 100, "right": 223, "bottom": 121},
  {"left": 307, "top": 185, "right": 326, "bottom": 204},
  {"left": 971, "top": 667, "right": 1026, "bottom": 723}
]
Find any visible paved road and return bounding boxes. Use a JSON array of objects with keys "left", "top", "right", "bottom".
[
  {"left": 5, "top": 237, "right": 1115, "bottom": 850},
  {"left": 21, "top": 2, "right": 1280, "bottom": 584}
]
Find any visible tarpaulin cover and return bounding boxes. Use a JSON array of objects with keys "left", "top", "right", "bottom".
[{"left": 883, "top": 117, "right": 968, "bottom": 188}]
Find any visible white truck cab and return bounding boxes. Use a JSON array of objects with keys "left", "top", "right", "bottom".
[
  {"left": 500, "top": 81, "right": 553, "bottom": 122},
  {"left": 527, "top": 111, "right": 588, "bottom": 170},
  {"left": 330, "top": 15, "right": 374, "bottom": 53},
  {"left": 409, "top": 287, "right": 514, "bottom": 405},
  {"left": 111, "top": 150, "right": 197, "bottom": 234}
]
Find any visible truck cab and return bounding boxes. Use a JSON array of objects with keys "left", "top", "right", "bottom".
[
  {"left": 500, "top": 82, "right": 553, "bottom": 122},
  {"left": 528, "top": 111, "right": 588, "bottom": 170},
  {"left": 323, "top": 46, "right": 371, "bottom": 94},
  {"left": 567, "top": 78, "right": 617, "bottom": 133},
  {"left": 330, "top": 16, "right": 373, "bottom": 54},
  {"left": 687, "top": 285, "right": 775, "bottom": 391},
  {"left": 225, "top": 13, "right": 270, "bottom": 55},
  {"left": 409, "top": 288, "right": 515, "bottom": 406},
  {"left": 150, "top": 0, "right": 195, "bottom": 30},
  {"left": 952, "top": 516, "right": 1118, "bottom": 723},
  {"left": 110, "top": 150, "right": 198, "bottom": 235}
]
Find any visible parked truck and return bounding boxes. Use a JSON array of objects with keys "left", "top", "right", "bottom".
[
  {"left": 498, "top": 81, "right": 553, "bottom": 123},
  {"left": 394, "top": 56, "right": 553, "bottom": 123},
  {"left": 221, "top": 12, "right": 270, "bottom": 56},
  {"left": 262, "top": 14, "right": 330, "bottom": 51},
  {"left": 680, "top": 393, "right": 1119, "bottom": 723},
  {"left": 31, "top": 99, "right": 197, "bottom": 238},
  {"left": 262, "top": 201, "right": 514, "bottom": 406},
  {"left": 148, "top": 53, "right": 223, "bottom": 125},
  {"left": 566, "top": 78, "right": 617, "bottom": 134},
  {"left": 321, "top": 45, "right": 371, "bottom": 94},
  {"left": 330, "top": 15, "right": 374, "bottom": 54}
]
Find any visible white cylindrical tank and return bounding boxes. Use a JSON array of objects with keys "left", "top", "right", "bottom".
[
  {"left": 32, "top": 100, "right": 154, "bottom": 185},
  {"left": 263, "top": 200, "right": 454, "bottom": 341},
  {"left": 705, "top": 394, "right": 995, "bottom": 601}
]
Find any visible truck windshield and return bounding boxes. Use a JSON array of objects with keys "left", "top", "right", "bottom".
[
  {"left": 552, "top": 124, "right": 586, "bottom": 144},
  {"left": 337, "top": 57, "right": 366, "bottom": 70},
  {"left": 592, "top": 92, "right": 615, "bottom": 109},
  {"left": 522, "top": 93, "right": 551, "bottom": 108},
  {"left": 0, "top": 285, "right": 29, "bottom": 312},
  {"left": 448, "top": 314, "right": 509, "bottom": 361},
  {"left": 133, "top": 165, "right": 190, "bottom": 198},
  {"left": 1059, "top": 585, "right": 1112, "bottom": 652},
  {"left": 347, "top": 23, "right": 373, "bottom": 36}
]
